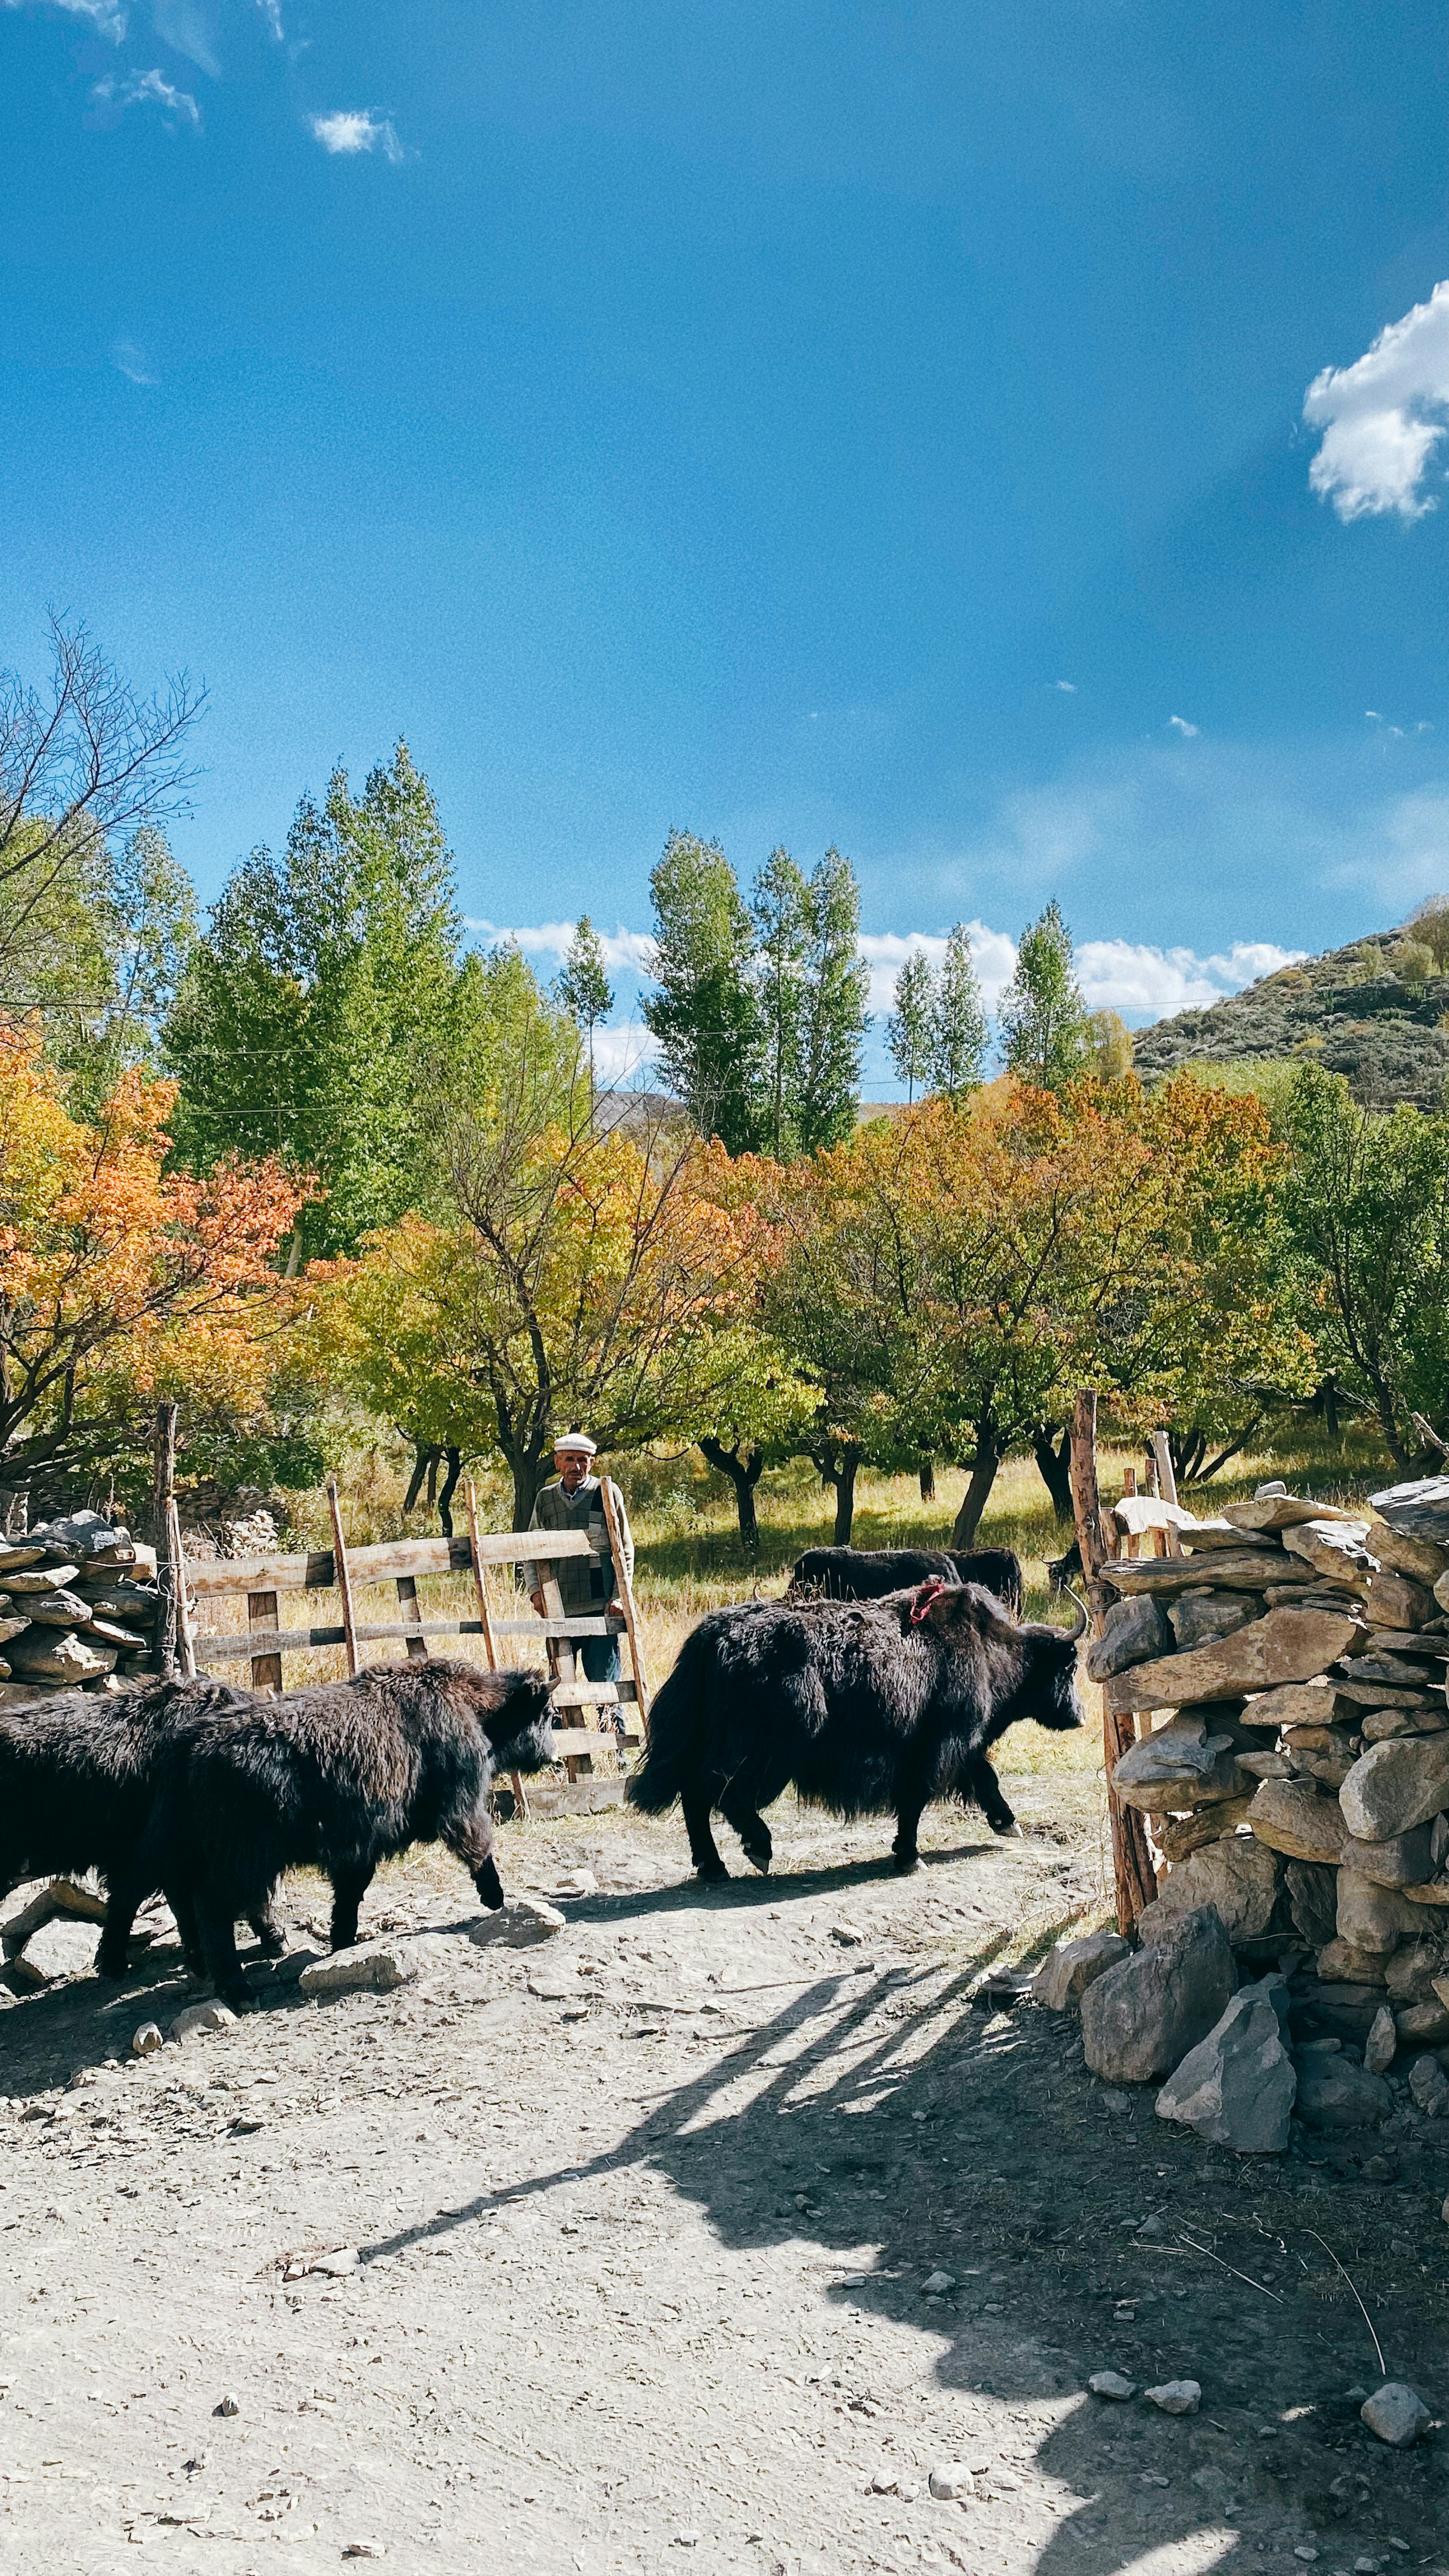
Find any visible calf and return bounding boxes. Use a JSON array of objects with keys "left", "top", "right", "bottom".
[
  {"left": 140, "top": 1657, "right": 557, "bottom": 2009},
  {"left": 628, "top": 1579, "right": 1084, "bottom": 1878},
  {"left": 786, "top": 1543, "right": 1024, "bottom": 1615}
]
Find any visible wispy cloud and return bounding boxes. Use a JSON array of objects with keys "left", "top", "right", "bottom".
[
  {"left": 254, "top": 0, "right": 281, "bottom": 34},
  {"left": 465, "top": 919, "right": 657, "bottom": 977},
  {"left": 308, "top": 108, "right": 403, "bottom": 162},
  {"left": 857, "top": 925, "right": 1017, "bottom": 1015},
  {"left": 1304, "top": 280, "right": 1449, "bottom": 522},
  {"left": 1168, "top": 714, "right": 1199, "bottom": 737},
  {"left": 112, "top": 337, "right": 157, "bottom": 383},
  {"left": 1053, "top": 679, "right": 1077, "bottom": 694},
  {"left": 2, "top": 0, "right": 128, "bottom": 38},
  {"left": 88, "top": 65, "right": 200, "bottom": 125},
  {"left": 151, "top": 0, "right": 217, "bottom": 77}
]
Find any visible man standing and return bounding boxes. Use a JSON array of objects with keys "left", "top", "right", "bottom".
[{"left": 523, "top": 1433, "right": 635, "bottom": 1686}]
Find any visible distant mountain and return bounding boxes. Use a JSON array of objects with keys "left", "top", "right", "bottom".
[{"left": 1132, "top": 925, "right": 1449, "bottom": 1112}]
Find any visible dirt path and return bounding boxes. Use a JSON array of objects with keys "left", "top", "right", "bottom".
[{"left": 1, "top": 1778, "right": 1445, "bottom": 2576}]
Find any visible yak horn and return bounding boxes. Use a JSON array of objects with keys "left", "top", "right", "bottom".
[{"left": 1063, "top": 1586, "right": 1091, "bottom": 1642}]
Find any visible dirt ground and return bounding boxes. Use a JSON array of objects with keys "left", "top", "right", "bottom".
[{"left": 2, "top": 1763, "right": 1446, "bottom": 2576}]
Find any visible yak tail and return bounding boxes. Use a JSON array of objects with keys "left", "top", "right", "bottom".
[{"left": 625, "top": 1630, "right": 709, "bottom": 1814}]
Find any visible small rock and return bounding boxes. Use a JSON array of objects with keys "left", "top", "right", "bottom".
[
  {"left": 1031, "top": 1929, "right": 1129, "bottom": 2010},
  {"left": 1407, "top": 2053, "right": 1449, "bottom": 2116},
  {"left": 1144, "top": 2380, "right": 1201, "bottom": 2415},
  {"left": 921, "top": 2270, "right": 955, "bottom": 2296},
  {"left": 17, "top": 1918, "right": 100, "bottom": 1982},
  {"left": 1088, "top": 2371, "right": 1137, "bottom": 2401},
  {"left": 1340, "top": 1735, "right": 1449, "bottom": 1842},
  {"left": 549, "top": 1869, "right": 597, "bottom": 1899},
  {"left": 468, "top": 1896, "right": 567, "bottom": 1948},
  {"left": 1155, "top": 1980, "right": 1296, "bottom": 2154},
  {"left": 312, "top": 2246, "right": 360, "bottom": 2276},
  {"left": 1294, "top": 2052, "right": 1392, "bottom": 2131},
  {"left": 829, "top": 1923, "right": 865, "bottom": 1946},
  {"left": 1359, "top": 2382, "right": 1431, "bottom": 2447},
  {"left": 674, "top": 2530, "right": 702, "bottom": 2547},
  {"left": 1292, "top": 2550, "right": 1319, "bottom": 2565},
  {"left": 1135, "top": 2213, "right": 1166, "bottom": 2239},
  {"left": 296, "top": 1939, "right": 417, "bottom": 1997},
  {"left": 928, "top": 2465, "right": 975, "bottom": 2499},
  {"left": 341, "top": 2547, "right": 386, "bottom": 2561},
  {"left": 171, "top": 2001, "right": 237, "bottom": 2042},
  {"left": 132, "top": 2022, "right": 164, "bottom": 2057},
  {"left": 214, "top": 2394, "right": 240, "bottom": 2418},
  {"left": 1364, "top": 2004, "right": 1398, "bottom": 2075}
]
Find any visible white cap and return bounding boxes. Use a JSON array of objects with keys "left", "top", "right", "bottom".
[{"left": 553, "top": 1430, "right": 597, "bottom": 1457}]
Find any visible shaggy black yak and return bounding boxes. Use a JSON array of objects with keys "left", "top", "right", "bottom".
[
  {"left": 139, "top": 1657, "right": 557, "bottom": 2008},
  {"left": 628, "top": 1579, "right": 1084, "bottom": 1878},
  {"left": 0, "top": 1676, "right": 283, "bottom": 1977},
  {"left": 786, "top": 1544, "right": 1024, "bottom": 1615}
]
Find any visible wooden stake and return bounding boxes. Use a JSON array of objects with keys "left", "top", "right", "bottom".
[
  {"left": 154, "top": 1402, "right": 180, "bottom": 1678},
  {"left": 166, "top": 1495, "right": 196, "bottom": 1679},
  {"left": 1151, "top": 1430, "right": 1184, "bottom": 1557},
  {"left": 1068, "top": 1390, "right": 1155, "bottom": 1935},
  {"left": 599, "top": 1471, "right": 649, "bottom": 1727},
  {"left": 326, "top": 1475, "right": 361, "bottom": 1678}
]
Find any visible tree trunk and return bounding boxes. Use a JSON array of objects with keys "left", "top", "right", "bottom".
[
  {"left": 403, "top": 1444, "right": 438, "bottom": 1517},
  {"left": 918, "top": 1456, "right": 935, "bottom": 1503},
  {"left": 1029, "top": 1423, "right": 1075, "bottom": 1522},
  {"left": 510, "top": 1443, "right": 550, "bottom": 1532},
  {"left": 1322, "top": 1374, "right": 1341, "bottom": 1443},
  {"left": 437, "top": 1447, "right": 462, "bottom": 1537},
  {"left": 809, "top": 1440, "right": 862, "bottom": 1546},
  {"left": 698, "top": 1437, "right": 764, "bottom": 1552},
  {"left": 951, "top": 1435, "right": 1002, "bottom": 1548}
]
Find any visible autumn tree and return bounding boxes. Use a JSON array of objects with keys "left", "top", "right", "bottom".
[{"left": 0, "top": 1021, "right": 303, "bottom": 1513}]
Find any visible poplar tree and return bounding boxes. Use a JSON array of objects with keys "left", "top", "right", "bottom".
[
  {"left": 795, "top": 848, "right": 871, "bottom": 1152},
  {"left": 643, "top": 831, "right": 762, "bottom": 1154},
  {"left": 554, "top": 915, "right": 614, "bottom": 1085},
  {"left": 928, "top": 924, "right": 987, "bottom": 1098},
  {"left": 751, "top": 847, "right": 809, "bottom": 1157},
  {"left": 999, "top": 899, "right": 1091, "bottom": 1090},
  {"left": 887, "top": 950, "right": 935, "bottom": 1103}
]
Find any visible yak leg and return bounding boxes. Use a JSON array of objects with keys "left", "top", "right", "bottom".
[
  {"left": 95, "top": 1862, "right": 152, "bottom": 1978},
  {"left": 246, "top": 1898, "right": 287, "bottom": 1956},
  {"left": 169, "top": 1882, "right": 208, "bottom": 1978},
  {"left": 968, "top": 1754, "right": 1020, "bottom": 1836},
  {"left": 683, "top": 1785, "right": 729, "bottom": 1881},
  {"left": 443, "top": 1791, "right": 505, "bottom": 1911},
  {"left": 718, "top": 1781, "right": 772, "bottom": 1875},
  {"left": 328, "top": 1865, "right": 374, "bottom": 1953},
  {"left": 194, "top": 1890, "right": 254, "bottom": 2012},
  {"left": 891, "top": 1796, "right": 925, "bottom": 1873}
]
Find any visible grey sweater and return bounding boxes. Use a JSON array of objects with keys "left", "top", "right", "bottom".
[{"left": 521, "top": 1476, "right": 634, "bottom": 1618}]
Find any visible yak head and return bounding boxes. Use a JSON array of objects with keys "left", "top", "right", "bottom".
[
  {"left": 910, "top": 1579, "right": 1086, "bottom": 1734},
  {"left": 407, "top": 1659, "right": 558, "bottom": 1772}
]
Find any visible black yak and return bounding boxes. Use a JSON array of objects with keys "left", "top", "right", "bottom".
[
  {"left": 628, "top": 1578, "right": 1085, "bottom": 1878},
  {"left": 0, "top": 1676, "right": 284, "bottom": 1978},
  {"left": 138, "top": 1657, "right": 557, "bottom": 2009},
  {"left": 786, "top": 1543, "right": 1024, "bottom": 1616}
]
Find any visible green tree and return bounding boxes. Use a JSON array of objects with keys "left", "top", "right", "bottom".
[
  {"left": 887, "top": 950, "right": 934, "bottom": 1103},
  {"left": 928, "top": 924, "right": 987, "bottom": 1098},
  {"left": 999, "top": 899, "right": 1091, "bottom": 1090},
  {"left": 164, "top": 742, "right": 470, "bottom": 1256},
  {"left": 643, "top": 830, "right": 762, "bottom": 1153},
  {"left": 553, "top": 915, "right": 614, "bottom": 1086},
  {"left": 795, "top": 848, "right": 871, "bottom": 1151},
  {"left": 751, "top": 847, "right": 810, "bottom": 1157}
]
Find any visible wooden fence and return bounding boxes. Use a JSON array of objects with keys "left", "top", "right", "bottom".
[{"left": 180, "top": 1476, "right": 649, "bottom": 1803}]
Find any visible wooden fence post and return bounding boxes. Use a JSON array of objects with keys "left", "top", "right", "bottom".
[
  {"left": 326, "top": 1475, "right": 361, "bottom": 1678},
  {"left": 1151, "top": 1430, "right": 1184, "bottom": 1558},
  {"left": 1068, "top": 1389, "right": 1155, "bottom": 1936},
  {"left": 154, "top": 1403, "right": 180, "bottom": 1679},
  {"left": 466, "top": 1476, "right": 527, "bottom": 1818},
  {"left": 599, "top": 1472, "right": 649, "bottom": 1729}
]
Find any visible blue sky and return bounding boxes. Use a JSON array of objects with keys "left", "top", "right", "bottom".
[{"left": 2, "top": 0, "right": 1446, "bottom": 1086}]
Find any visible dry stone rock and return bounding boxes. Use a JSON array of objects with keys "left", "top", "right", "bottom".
[
  {"left": 5, "top": 1629, "right": 115, "bottom": 1682},
  {"left": 1340, "top": 1736, "right": 1449, "bottom": 1840},
  {"left": 1385, "top": 1941, "right": 1448, "bottom": 2003},
  {"left": 1169, "top": 1593, "right": 1257, "bottom": 1652},
  {"left": 1108, "top": 1551, "right": 1298, "bottom": 1596},
  {"left": 1086, "top": 2373, "right": 1137, "bottom": 2401},
  {"left": 1408, "top": 2053, "right": 1449, "bottom": 2116},
  {"left": 1281, "top": 1518, "right": 1376, "bottom": 1590},
  {"left": 1285, "top": 1859, "right": 1340, "bottom": 1945},
  {"left": 1088, "top": 1594, "right": 1172, "bottom": 1679},
  {"left": 1080, "top": 1905, "right": 1235, "bottom": 2085},
  {"left": 1294, "top": 2052, "right": 1392, "bottom": 2129},
  {"left": 1144, "top": 1835, "right": 1281, "bottom": 1943},
  {"left": 1366, "top": 1512, "right": 1449, "bottom": 1584},
  {"left": 1155, "top": 1981, "right": 1296, "bottom": 2152},
  {"left": 1362, "top": 1706, "right": 1449, "bottom": 1742},
  {"left": 468, "top": 1896, "right": 567, "bottom": 1948},
  {"left": 1144, "top": 2380, "right": 1201, "bottom": 2414},
  {"left": 1340, "top": 1824, "right": 1435, "bottom": 1887},
  {"left": 1247, "top": 1780, "right": 1348, "bottom": 1865},
  {"left": 1242, "top": 1684, "right": 1336, "bottom": 1729},
  {"left": 132, "top": 2022, "right": 163, "bottom": 2056},
  {"left": 0, "top": 1561, "right": 80, "bottom": 1594},
  {"left": 18, "top": 1918, "right": 98, "bottom": 1981},
  {"left": 296, "top": 1938, "right": 418, "bottom": 1996},
  {"left": 1337, "top": 1873, "right": 1424, "bottom": 1955},
  {"left": 1293, "top": 1980, "right": 1385, "bottom": 2044},
  {"left": 1156, "top": 1799, "right": 1254, "bottom": 1860},
  {"left": 172, "top": 2001, "right": 237, "bottom": 2041},
  {"left": 1223, "top": 1496, "right": 1355, "bottom": 1533},
  {"left": 1104, "top": 1609, "right": 1359, "bottom": 1716},
  {"left": 1359, "top": 2383, "right": 1431, "bottom": 2447},
  {"left": 1370, "top": 1475, "right": 1449, "bottom": 1547},
  {"left": 1365, "top": 2004, "right": 1398, "bottom": 2073},
  {"left": 22, "top": 1587, "right": 91, "bottom": 1627},
  {"left": 1032, "top": 1929, "right": 1130, "bottom": 2009},
  {"left": 1394, "top": 1997, "right": 1449, "bottom": 2047},
  {"left": 1315, "top": 1940, "right": 1387, "bottom": 1985},
  {"left": 1111, "top": 1714, "right": 1249, "bottom": 1813},
  {"left": 1238, "top": 1750, "right": 1293, "bottom": 1779}
]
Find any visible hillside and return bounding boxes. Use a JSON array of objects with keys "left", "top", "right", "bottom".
[{"left": 1132, "top": 923, "right": 1449, "bottom": 1110}]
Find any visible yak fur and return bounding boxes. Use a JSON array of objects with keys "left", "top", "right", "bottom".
[
  {"left": 786, "top": 1543, "right": 1024, "bottom": 1615},
  {"left": 628, "top": 1580, "right": 1082, "bottom": 1878},
  {"left": 138, "top": 1656, "right": 557, "bottom": 2008}
]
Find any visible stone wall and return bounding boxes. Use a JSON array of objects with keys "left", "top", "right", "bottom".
[{"left": 0, "top": 1511, "right": 162, "bottom": 1700}]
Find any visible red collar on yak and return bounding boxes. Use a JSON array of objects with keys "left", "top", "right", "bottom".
[{"left": 909, "top": 1578, "right": 952, "bottom": 1623}]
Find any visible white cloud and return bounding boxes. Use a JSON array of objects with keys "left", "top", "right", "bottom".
[
  {"left": 112, "top": 337, "right": 157, "bottom": 383},
  {"left": 1304, "top": 280, "right": 1449, "bottom": 522},
  {"left": 89, "top": 65, "right": 199, "bottom": 123},
  {"left": 592, "top": 1023, "right": 661, "bottom": 1086},
  {"left": 1074, "top": 938, "right": 1304, "bottom": 1018},
  {"left": 309, "top": 109, "right": 403, "bottom": 162},
  {"left": 3, "top": 0, "right": 127, "bottom": 37},
  {"left": 1054, "top": 679, "right": 1076, "bottom": 693},
  {"left": 151, "top": 0, "right": 217, "bottom": 76},
  {"left": 465, "top": 918, "right": 657, "bottom": 977},
  {"left": 857, "top": 925, "right": 1018, "bottom": 1015},
  {"left": 1168, "top": 714, "right": 1199, "bottom": 737},
  {"left": 254, "top": 0, "right": 281, "bottom": 32}
]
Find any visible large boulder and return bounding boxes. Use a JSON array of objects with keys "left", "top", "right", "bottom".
[
  {"left": 1087, "top": 1594, "right": 1172, "bottom": 1681},
  {"left": 1336, "top": 1872, "right": 1426, "bottom": 1956},
  {"left": 1315, "top": 1939, "right": 1388, "bottom": 1985},
  {"left": 1340, "top": 1824, "right": 1435, "bottom": 1887},
  {"left": 1246, "top": 1779, "right": 1348, "bottom": 1865},
  {"left": 1032, "top": 1929, "right": 1130, "bottom": 2010},
  {"left": 6, "top": 1629, "right": 116, "bottom": 1683},
  {"left": 1294, "top": 2052, "right": 1392, "bottom": 2130},
  {"left": 1169, "top": 1593, "right": 1258, "bottom": 1652},
  {"left": 1368, "top": 1475, "right": 1449, "bottom": 1552},
  {"left": 1147, "top": 1836, "right": 1281, "bottom": 1944},
  {"left": 1080, "top": 1906, "right": 1235, "bottom": 2086},
  {"left": 1103, "top": 1609, "right": 1360, "bottom": 1717},
  {"left": 1155, "top": 1981, "right": 1296, "bottom": 2153},
  {"left": 1110, "top": 1713, "right": 1249, "bottom": 1813},
  {"left": 1340, "top": 1736, "right": 1449, "bottom": 1841}
]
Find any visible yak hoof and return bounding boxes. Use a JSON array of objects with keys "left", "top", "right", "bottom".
[
  {"left": 990, "top": 1819, "right": 1024, "bottom": 1840},
  {"left": 254, "top": 1925, "right": 287, "bottom": 1959},
  {"left": 743, "top": 1847, "right": 771, "bottom": 1876},
  {"left": 892, "top": 1849, "right": 920, "bottom": 1875},
  {"left": 95, "top": 1949, "right": 128, "bottom": 1981},
  {"left": 695, "top": 1860, "right": 729, "bottom": 1882}
]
